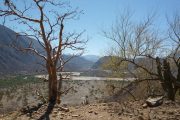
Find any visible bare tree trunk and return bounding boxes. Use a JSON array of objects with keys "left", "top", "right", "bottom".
[
  {"left": 57, "top": 74, "right": 63, "bottom": 104},
  {"left": 47, "top": 61, "right": 58, "bottom": 103},
  {"left": 162, "top": 60, "right": 175, "bottom": 101},
  {"left": 48, "top": 74, "right": 58, "bottom": 103},
  {"left": 1, "top": 0, "right": 86, "bottom": 105},
  {"left": 156, "top": 58, "right": 176, "bottom": 101},
  {"left": 177, "top": 63, "right": 180, "bottom": 82},
  {"left": 156, "top": 57, "right": 167, "bottom": 91}
]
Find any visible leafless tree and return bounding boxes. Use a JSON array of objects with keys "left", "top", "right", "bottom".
[
  {"left": 103, "top": 11, "right": 180, "bottom": 101},
  {"left": 0, "top": 0, "right": 87, "bottom": 103}
]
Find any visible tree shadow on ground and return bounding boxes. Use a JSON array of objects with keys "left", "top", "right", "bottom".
[
  {"left": 21, "top": 103, "right": 44, "bottom": 118},
  {"left": 37, "top": 102, "right": 55, "bottom": 120}
]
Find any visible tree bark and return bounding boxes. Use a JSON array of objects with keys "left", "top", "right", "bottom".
[
  {"left": 177, "top": 63, "right": 180, "bottom": 83},
  {"left": 156, "top": 57, "right": 167, "bottom": 91},
  {"left": 57, "top": 74, "right": 63, "bottom": 104},
  {"left": 47, "top": 60, "right": 58, "bottom": 103},
  {"left": 156, "top": 58, "right": 176, "bottom": 101},
  {"left": 162, "top": 60, "right": 175, "bottom": 101}
]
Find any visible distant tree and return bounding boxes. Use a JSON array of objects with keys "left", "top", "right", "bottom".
[
  {"left": 103, "top": 11, "right": 180, "bottom": 101},
  {"left": 101, "top": 56, "right": 128, "bottom": 77},
  {"left": 0, "top": 0, "right": 87, "bottom": 104}
]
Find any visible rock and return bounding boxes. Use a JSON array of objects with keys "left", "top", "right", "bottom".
[
  {"left": 164, "top": 100, "right": 175, "bottom": 105},
  {"left": 101, "top": 103, "right": 107, "bottom": 106},
  {"left": 66, "top": 116, "right": 72, "bottom": 119},
  {"left": 142, "top": 103, "right": 148, "bottom": 108},
  {"left": 146, "top": 96, "right": 163, "bottom": 107},
  {"left": 168, "top": 116, "right": 176, "bottom": 119},
  {"left": 52, "top": 114, "right": 57, "bottom": 117},
  {"left": 60, "top": 113, "right": 65, "bottom": 116},
  {"left": 59, "top": 116, "right": 63, "bottom": 119},
  {"left": 81, "top": 96, "right": 89, "bottom": 105},
  {"left": 54, "top": 105, "right": 60, "bottom": 108},
  {"left": 162, "top": 110, "right": 166, "bottom": 114},
  {"left": 94, "top": 112, "right": 98, "bottom": 115},
  {"left": 149, "top": 112, "right": 156, "bottom": 119},
  {"left": 168, "top": 111, "right": 174, "bottom": 115},
  {"left": 118, "top": 112, "right": 122, "bottom": 116},
  {"left": 53, "top": 111, "right": 58, "bottom": 114},
  {"left": 72, "top": 114, "right": 79, "bottom": 117},
  {"left": 129, "top": 114, "right": 133, "bottom": 117},
  {"left": 138, "top": 115, "right": 144, "bottom": 120},
  {"left": 88, "top": 110, "right": 93, "bottom": 113},
  {"left": 134, "top": 109, "right": 139, "bottom": 116},
  {"left": 176, "top": 114, "right": 180, "bottom": 117},
  {"left": 26, "top": 113, "right": 30, "bottom": 116},
  {"left": 58, "top": 107, "right": 69, "bottom": 112}
]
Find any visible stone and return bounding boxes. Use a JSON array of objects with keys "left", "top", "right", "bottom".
[
  {"left": 149, "top": 112, "right": 155, "bottom": 119},
  {"left": 60, "top": 113, "right": 65, "bottom": 116},
  {"left": 52, "top": 114, "right": 57, "bottom": 117},
  {"left": 134, "top": 109, "right": 139, "bottom": 116},
  {"left": 138, "top": 115, "right": 144, "bottom": 120},
  {"left": 146, "top": 96, "right": 163, "bottom": 107},
  {"left": 54, "top": 111, "right": 58, "bottom": 114},
  {"left": 94, "top": 112, "right": 98, "bottom": 115},
  {"left": 72, "top": 114, "right": 79, "bottom": 117},
  {"left": 81, "top": 96, "right": 89, "bottom": 105},
  {"left": 88, "top": 111, "right": 93, "bottom": 113},
  {"left": 168, "top": 111, "right": 174, "bottom": 115},
  {"left": 59, "top": 116, "right": 63, "bottom": 119},
  {"left": 58, "top": 107, "right": 69, "bottom": 112},
  {"left": 102, "top": 103, "right": 107, "bottom": 106},
  {"left": 142, "top": 103, "right": 148, "bottom": 108}
]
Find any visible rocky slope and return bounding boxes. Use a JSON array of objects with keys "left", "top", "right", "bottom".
[
  {"left": 0, "top": 25, "right": 43, "bottom": 75},
  {"left": 1, "top": 100, "right": 180, "bottom": 120}
]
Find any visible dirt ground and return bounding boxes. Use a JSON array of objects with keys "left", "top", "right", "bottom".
[
  {"left": 1, "top": 99, "right": 180, "bottom": 120},
  {"left": 0, "top": 79, "right": 129, "bottom": 113},
  {"left": 1, "top": 79, "right": 180, "bottom": 120}
]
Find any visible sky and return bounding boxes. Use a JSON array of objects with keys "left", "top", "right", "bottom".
[
  {"left": 1, "top": 0, "right": 180, "bottom": 56},
  {"left": 67, "top": 0, "right": 180, "bottom": 56}
]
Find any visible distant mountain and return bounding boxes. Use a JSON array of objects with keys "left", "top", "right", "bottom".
[
  {"left": 64, "top": 55, "right": 94, "bottom": 71},
  {"left": 83, "top": 55, "right": 100, "bottom": 62},
  {"left": 92, "top": 56, "right": 135, "bottom": 71},
  {"left": 91, "top": 56, "right": 111, "bottom": 69},
  {"left": 0, "top": 24, "right": 44, "bottom": 75},
  {"left": 0, "top": 25, "right": 94, "bottom": 75}
]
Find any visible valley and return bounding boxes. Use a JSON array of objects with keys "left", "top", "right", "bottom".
[{"left": 0, "top": 74, "right": 131, "bottom": 114}]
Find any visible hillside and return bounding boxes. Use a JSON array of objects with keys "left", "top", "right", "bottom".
[
  {"left": 83, "top": 55, "right": 100, "bottom": 62},
  {"left": 0, "top": 25, "right": 43, "bottom": 75},
  {"left": 91, "top": 55, "right": 157, "bottom": 71},
  {"left": 63, "top": 55, "right": 94, "bottom": 71},
  {"left": 91, "top": 56, "right": 111, "bottom": 69},
  {"left": 0, "top": 25, "right": 94, "bottom": 75},
  {"left": 2, "top": 80, "right": 180, "bottom": 120}
]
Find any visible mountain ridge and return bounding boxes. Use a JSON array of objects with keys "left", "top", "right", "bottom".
[{"left": 0, "top": 25, "right": 94, "bottom": 75}]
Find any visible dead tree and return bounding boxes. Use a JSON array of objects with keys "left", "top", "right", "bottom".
[
  {"left": 103, "top": 11, "right": 180, "bottom": 101},
  {"left": 0, "top": 0, "right": 87, "bottom": 103},
  {"left": 156, "top": 58, "right": 176, "bottom": 100}
]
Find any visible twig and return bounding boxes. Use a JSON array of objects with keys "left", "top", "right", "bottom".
[
  {"left": 59, "top": 86, "right": 73, "bottom": 95},
  {"left": 35, "top": 90, "right": 47, "bottom": 103}
]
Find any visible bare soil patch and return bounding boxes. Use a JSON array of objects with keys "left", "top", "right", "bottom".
[{"left": 1, "top": 100, "right": 180, "bottom": 120}]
